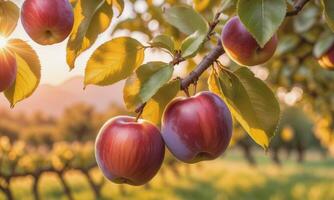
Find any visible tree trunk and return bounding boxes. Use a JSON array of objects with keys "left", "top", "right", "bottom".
[
  {"left": 57, "top": 172, "right": 74, "bottom": 200},
  {"left": 272, "top": 149, "right": 281, "bottom": 165},
  {"left": 0, "top": 186, "right": 13, "bottom": 200},
  {"left": 82, "top": 170, "right": 101, "bottom": 199},
  {"left": 32, "top": 175, "right": 40, "bottom": 200},
  {"left": 297, "top": 145, "right": 305, "bottom": 163},
  {"left": 242, "top": 145, "right": 256, "bottom": 166}
]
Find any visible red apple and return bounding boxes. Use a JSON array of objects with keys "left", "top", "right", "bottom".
[
  {"left": 0, "top": 49, "right": 17, "bottom": 92},
  {"left": 21, "top": 0, "right": 74, "bottom": 45},
  {"left": 95, "top": 116, "right": 165, "bottom": 186},
  {"left": 161, "top": 91, "right": 233, "bottom": 163},
  {"left": 221, "top": 16, "right": 278, "bottom": 66},
  {"left": 318, "top": 43, "right": 334, "bottom": 70}
]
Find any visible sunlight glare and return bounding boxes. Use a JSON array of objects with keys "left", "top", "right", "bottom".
[{"left": 0, "top": 36, "right": 8, "bottom": 49}]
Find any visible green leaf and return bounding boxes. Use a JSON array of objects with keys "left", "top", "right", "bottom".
[
  {"left": 5, "top": 39, "right": 41, "bottom": 107},
  {"left": 124, "top": 62, "right": 174, "bottom": 110},
  {"left": 0, "top": 1, "right": 19, "bottom": 37},
  {"left": 276, "top": 35, "right": 300, "bottom": 56},
  {"left": 149, "top": 35, "right": 175, "bottom": 53},
  {"left": 163, "top": 5, "right": 209, "bottom": 35},
  {"left": 313, "top": 33, "right": 334, "bottom": 58},
  {"left": 181, "top": 31, "right": 207, "bottom": 58},
  {"left": 208, "top": 67, "right": 280, "bottom": 149},
  {"left": 142, "top": 79, "right": 180, "bottom": 126},
  {"left": 237, "top": 0, "right": 286, "bottom": 47},
  {"left": 321, "top": 0, "right": 334, "bottom": 32},
  {"left": 163, "top": 6, "right": 208, "bottom": 59},
  {"left": 85, "top": 37, "right": 144, "bottom": 87},
  {"left": 293, "top": 6, "right": 318, "bottom": 33},
  {"left": 67, "top": 0, "right": 113, "bottom": 69}
]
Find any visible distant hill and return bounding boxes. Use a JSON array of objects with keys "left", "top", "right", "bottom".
[{"left": 0, "top": 76, "right": 125, "bottom": 117}]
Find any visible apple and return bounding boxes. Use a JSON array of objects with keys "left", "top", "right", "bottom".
[
  {"left": 161, "top": 91, "right": 233, "bottom": 163},
  {"left": 0, "top": 49, "right": 17, "bottom": 92},
  {"left": 95, "top": 116, "right": 165, "bottom": 186},
  {"left": 221, "top": 16, "right": 278, "bottom": 66},
  {"left": 21, "top": 0, "right": 74, "bottom": 45},
  {"left": 318, "top": 43, "right": 334, "bottom": 70}
]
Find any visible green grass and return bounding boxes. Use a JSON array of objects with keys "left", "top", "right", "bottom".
[{"left": 2, "top": 150, "right": 334, "bottom": 200}]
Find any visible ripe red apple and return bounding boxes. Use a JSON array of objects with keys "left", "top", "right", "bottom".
[
  {"left": 161, "top": 91, "right": 233, "bottom": 163},
  {"left": 21, "top": 0, "right": 74, "bottom": 45},
  {"left": 95, "top": 116, "right": 165, "bottom": 186},
  {"left": 221, "top": 16, "right": 278, "bottom": 66},
  {"left": 318, "top": 43, "right": 334, "bottom": 70},
  {"left": 0, "top": 49, "right": 17, "bottom": 92}
]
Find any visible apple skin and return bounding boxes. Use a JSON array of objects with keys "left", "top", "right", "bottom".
[
  {"left": 221, "top": 16, "right": 278, "bottom": 66},
  {"left": 95, "top": 116, "right": 165, "bottom": 186},
  {"left": 318, "top": 43, "right": 334, "bottom": 70},
  {"left": 0, "top": 49, "right": 17, "bottom": 92},
  {"left": 21, "top": 0, "right": 74, "bottom": 45},
  {"left": 161, "top": 91, "right": 233, "bottom": 164}
]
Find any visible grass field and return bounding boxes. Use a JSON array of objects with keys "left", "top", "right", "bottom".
[{"left": 2, "top": 150, "right": 334, "bottom": 200}]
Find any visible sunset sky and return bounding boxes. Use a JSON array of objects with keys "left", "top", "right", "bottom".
[{"left": 10, "top": 0, "right": 169, "bottom": 85}]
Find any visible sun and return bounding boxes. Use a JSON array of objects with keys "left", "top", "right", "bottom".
[{"left": 0, "top": 36, "right": 8, "bottom": 49}]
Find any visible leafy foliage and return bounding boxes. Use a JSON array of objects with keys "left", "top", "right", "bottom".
[
  {"left": 84, "top": 37, "right": 144, "bottom": 87},
  {"left": 66, "top": 0, "right": 113, "bottom": 69},
  {"left": 1, "top": 0, "right": 334, "bottom": 151},
  {"left": 0, "top": 1, "right": 19, "bottom": 37},
  {"left": 209, "top": 67, "right": 280, "bottom": 149},
  {"left": 5, "top": 39, "right": 41, "bottom": 107}
]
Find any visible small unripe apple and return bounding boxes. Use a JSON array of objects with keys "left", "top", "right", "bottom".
[
  {"left": 95, "top": 116, "right": 165, "bottom": 186},
  {"left": 161, "top": 91, "right": 233, "bottom": 163},
  {"left": 21, "top": 0, "right": 74, "bottom": 45},
  {"left": 318, "top": 43, "right": 334, "bottom": 70},
  {"left": 0, "top": 49, "right": 17, "bottom": 92},
  {"left": 222, "top": 16, "right": 278, "bottom": 66}
]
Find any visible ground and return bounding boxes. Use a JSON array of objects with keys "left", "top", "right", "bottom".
[{"left": 3, "top": 149, "right": 334, "bottom": 200}]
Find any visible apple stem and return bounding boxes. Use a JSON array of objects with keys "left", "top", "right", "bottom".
[
  {"left": 135, "top": 103, "right": 146, "bottom": 122},
  {"left": 183, "top": 88, "right": 191, "bottom": 97},
  {"left": 193, "top": 81, "right": 197, "bottom": 95}
]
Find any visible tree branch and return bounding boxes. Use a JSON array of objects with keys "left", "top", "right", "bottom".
[
  {"left": 181, "top": 42, "right": 225, "bottom": 90},
  {"left": 286, "top": 0, "right": 310, "bottom": 16}
]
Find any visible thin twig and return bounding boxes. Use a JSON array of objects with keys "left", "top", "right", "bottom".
[
  {"left": 181, "top": 42, "right": 225, "bottom": 90},
  {"left": 286, "top": 0, "right": 311, "bottom": 17}
]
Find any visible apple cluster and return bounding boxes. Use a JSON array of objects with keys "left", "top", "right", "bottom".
[
  {"left": 1, "top": 0, "right": 74, "bottom": 92},
  {"left": 95, "top": 92, "right": 233, "bottom": 186}
]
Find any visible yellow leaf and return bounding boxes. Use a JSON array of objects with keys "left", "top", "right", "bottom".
[
  {"left": 85, "top": 37, "right": 144, "bottom": 87},
  {"left": 113, "top": 0, "right": 124, "bottom": 17},
  {"left": 5, "top": 39, "right": 41, "bottom": 107},
  {"left": 193, "top": 0, "right": 210, "bottom": 12},
  {"left": 0, "top": 1, "right": 19, "bottom": 37},
  {"left": 67, "top": 0, "right": 113, "bottom": 69},
  {"left": 208, "top": 68, "right": 280, "bottom": 149}
]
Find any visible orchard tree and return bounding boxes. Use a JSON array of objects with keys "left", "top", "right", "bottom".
[{"left": 1, "top": 0, "right": 334, "bottom": 186}]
